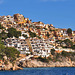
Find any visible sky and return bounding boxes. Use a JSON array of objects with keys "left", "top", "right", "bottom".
[{"left": 0, "top": 0, "right": 75, "bottom": 30}]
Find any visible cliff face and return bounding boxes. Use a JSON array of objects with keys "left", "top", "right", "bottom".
[
  {"left": 18, "top": 58, "right": 75, "bottom": 68},
  {"left": 0, "top": 61, "right": 23, "bottom": 71},
  {"left": 0, "top": 57, "right": 75, "bottom": 71}
]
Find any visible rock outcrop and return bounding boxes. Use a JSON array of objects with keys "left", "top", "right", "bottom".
[
  {"left": 19, "top": 58, "right": 75, "bottom": 68},
  {"left": 0, "top": 57, "right": 75, "bottom": 71},
  {"left": 0, "top": 61, "right": 23, "bottom": 71}
]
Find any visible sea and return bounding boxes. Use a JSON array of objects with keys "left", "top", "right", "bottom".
[{"left": 0, "top": 67, "right": 75, "bottom": 75}]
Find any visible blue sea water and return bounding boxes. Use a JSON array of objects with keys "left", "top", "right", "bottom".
[{"left": 0, "top": 67, "right": 75, "bottom": 75}]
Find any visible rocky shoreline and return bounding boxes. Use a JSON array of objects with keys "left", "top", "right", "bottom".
[
  {"left": 0, "top": 64, "right": 23, "bottom": 71},
  {"left": 0, "top": 58, "right": 75, "bottom": 71},
  {"left": 18, "top": 59, "right": 75, "bottom": 68},
  {"left": 0, "top": 61, "right": 23, "bottom": 71}
]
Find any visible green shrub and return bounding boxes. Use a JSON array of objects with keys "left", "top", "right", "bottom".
[
  {"left": 51, "top": 49, "right": 55, "bottom": 55},
  {"left": 37, "top": 56, "right": 49, "bottom": 63},
  {"left": 67, "top": 28, "right": 72, "bottom": 34},
  {"left": 4, "top": 61, "right": 8, "bottom": 65},
  {"left": 28, "top": 31, "right": 37, "bottom": 38},
  {"left": 37, "top": 36, "right": 41, "bottom": 39},
  {"left": 23, "top": 34, "right": 28, "bottom": 39},
  {"left": 7, "top": 28, "right": 21, "bottom": 38},
  {"left": 48, "top": 57, "right": 53, "bottom": 61}
]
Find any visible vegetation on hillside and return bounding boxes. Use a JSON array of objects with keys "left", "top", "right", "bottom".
[
  {"left": 56, "top": 39, "right": 75, "bottom": 49},
  {"left": 7, "top": 28, "right": 21, "bottom": 38},
  {"left": 22, "top": 34, "right": 28, "bottom": 39},
  {"left": 28, "top": 30, "right": 41, "bottom": 39},
  {"left": 0, "top": 23, "right": 4, "bottom": 29},
  {"left": 28, "top": 30, "right": 37, "bottom": 38},
  {"left": 51, "top": 49, "right": 55, "bottom": 55},
  {"left": 67, "top": 28, "right": 72, "bottom": 34},
  {"left": 37, "top": 56, "right": 49, "bottom": 63},
  {"left": 0, "top": 31, "right": 8, "bottom": 39},
  {"left": 46, "top": 32, "right": 50, "bottom": 38},
  {"left": 0, "top": 41, "right": 20, "bottom": 62}
]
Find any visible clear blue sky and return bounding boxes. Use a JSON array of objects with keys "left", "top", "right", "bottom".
[{"left": 0, "top": 0, "right": 75, "bottom": 30}]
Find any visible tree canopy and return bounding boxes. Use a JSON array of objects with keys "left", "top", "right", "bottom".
[
  {"left": 67, "top": 28, "right": 72, "bottom": 34},
  {"left": 0, "top": 23, "right": 4, "bottom": 29},
  {"left": 7, "top": 28, "right": 21, "bottom": 38},
  {"left": 22, "top": 34, "right": 28, "bottom": 39},
  {"left": 56, "top": 39, "right": 74, "bottom": 49},
  {"left": 5, "top": 47, "right": 20, "bottom": 62},
  {"left": 0, "top": 44, "right": 20, "bottom": 62},
  {"left": 28, "top": 30, "right": 37, "bottom": 38},
  {"left": 51, "top": 49, "right": 55, "bottom": 55},
  {"left": 63, "top": 39, "right": 73, "bottom": 48},
  {"left": 0, "top": 31, "right": 8, "bottom": 39},
  {"left": 46, "top": 32, "right": 50, "bottom": 38}
]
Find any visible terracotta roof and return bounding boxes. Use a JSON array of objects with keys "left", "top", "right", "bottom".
[{"left": 33, "top": 22, "right": 44, "bottom": 25}]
